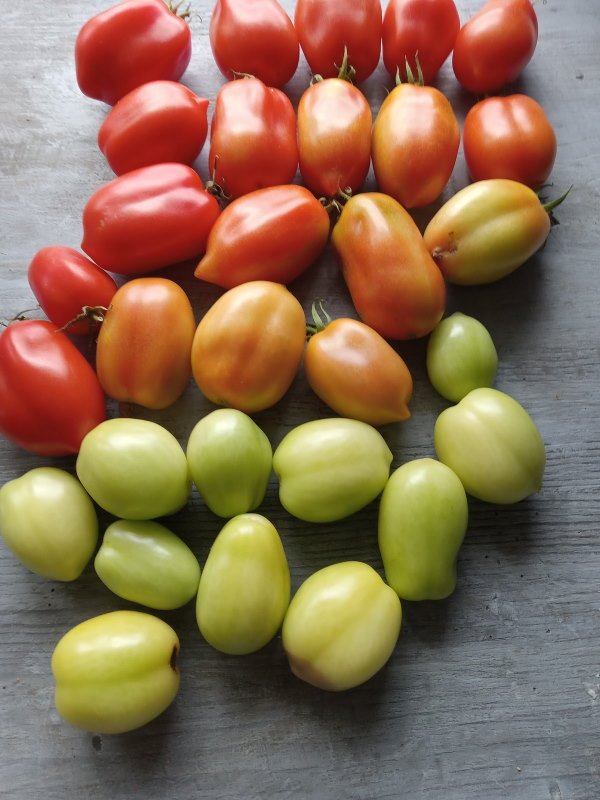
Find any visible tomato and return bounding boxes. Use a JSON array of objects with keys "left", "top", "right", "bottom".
[
  {"left": 0, "top": 320, "right": 106, "bottom": 456},
  {"left": 52, "top": 611, "right": 180, "bottom": 733},
  {"left": 273, "top": 418, "right": 392, "bottom": 523},
  {"left": 463, "top": 94, "right": 557, "bottom": 188},
  {"left": 76, "top": 418, "right": 190, "bottom": 520},
  {"left": 75, "top": 0, "right": 191, "bottom": 105},
  {"left": 209, "top": 0, "right": 299, "bottom": 88},
  {"left": 27, "top": 246, "right": 117, "bottom": 335},
  {"left": 452, "top": 0, "right": 538, "bottom": 95},
  {"left": 191, "top": 281, "right": 305, "bottom": 414},
  {"left": 96, "top": 277, "right": 196, "bottom": 410},
  {"left": 297, "top": 76, "right": 371, "bottom": 199},
  {"left": 282, "top": 562, "right": 402, "bottom": 691},
  {"left": 208, "top": 77, "right": 298, "bottom": 200},
  {"left": 378, "top": 459, "right": 468, "bottom": 601},
  {"left": 194, "top": 185, "right": 330, "bottom": 288},
  {"left": 382, "top": 0, "right": 460, "bottom": 84},
  {"left": 82, "top": 163, "right": 220, "bottom": 276},
  {"left": 434, "top": 388, "right": 546, "bottom": 504},
  {"left": 332, "top": 193, "right": 446, "bottom": 340},
  {"left": 294, "top": 0, "right": 382, "bottom": 83},
  {"left": 196, "top": 514, "right": 290, "bottom": 655},
  {"left": 98, "top": 81, "right": 209, "bottom": 176}
]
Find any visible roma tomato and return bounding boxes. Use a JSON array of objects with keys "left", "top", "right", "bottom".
[
  {"left": 194, "top": 185, "right": 330, "bottom": 288},
  {"left": 209, "top": 0, "right": 299, "bottom": 88},
  {"left": 295, "top": 0, "right": 382, "bottom": 83},
  {"left": 27, "top": 246, "right": 117, "bottom": 335},
  {"left": 82, "top": 163, "right": 220, "bottom": 276},
  {"left": 452, "top": 0, "right": 538, "bottom": 95},
  {"left": 191, "top": 282, "right": 305, "bottom": 414},
  {"left": 208, "top": 78, "right": 298, "bottom": 200},
  {"left": 0, "top": 320, "right": 106, "bottom": 456},
  {"left": 382, "top": 0, "right": 460, "bottom": 84},
  {"left": 463, "top": 94, "right": 557, "bottom": 188},
  {"left": 96, "top": 277, "right": 196, "bottom": 410},
  {"left": 75, "top": 0, "right": 192, "bottom": 105},
  {"left": 98, "top": 81, "right": 209, "bottom": 176},
  {"left": 332, "top": 193, "right": 446, "bottom": 340}
]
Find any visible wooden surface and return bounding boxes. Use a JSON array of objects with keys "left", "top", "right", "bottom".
[{"left": 1, "top": 1, "right": 599, "bottom": 798}]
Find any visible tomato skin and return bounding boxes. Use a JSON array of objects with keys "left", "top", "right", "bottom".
[
  {"left": 463, "top": 94, "right": 557, "bottom": 188},
  {"left": 209, "top": 0, "right": 299, "bottom": 88},
  {"left": 194, "top": 185, "right": 330, "bottom": 288},
  {"left": 452, "top": 0, "right": 538, "bottom": 95},
  {"left": 332, "top": 193, "right": 446, "bottom": 340},
  {"left": 27, "top": 246, "right": 117, "bottom": 335},
  {"left": 96, "top": 278, "right": 196, "bottom": 410},
  {"left": 209, "top": 78, "right": 298, "bottom": 200},
  {"left": 75, "top": 0, "right": 192, "bottom": 105},
  {"left": 382, "top": 0, "right": 460, "bottom": 84},
  {"left": 294, "top": 0, "right": 382, "bottom": 83},
  {"left": 372, "top": 83, "right": 460, "bottom": 209},
  {"left": 98, "top": 81, "right": 209, "bottom": 176},
  {"left": 81, "top": 163, "right": 220, "bottom": 276},
  {"left": 298, "top": 79, "right": 371, "bottom": 198},
  {"left": 0, "top": 320, "right": 106, "bottom": 456}
]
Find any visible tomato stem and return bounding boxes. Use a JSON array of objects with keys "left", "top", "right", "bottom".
[
  {"left": 398, "top": 54, "right": 424, "bottom": 87},
  {"left": 542, "top": 185, "right": 573, "bottom": 215},
  {"left": 335, "top": 47, "right": 356, "bottom": 84},
  {"left": 58, "top": 305, "right": 109, "bottom": 333},
  {"left": 167, "top": 0, "right": 191, "bottom": 21}
]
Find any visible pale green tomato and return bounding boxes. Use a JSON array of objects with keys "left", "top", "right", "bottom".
[
  {"left": 186, "top": 409, "right": 272, "bottom": 518},
  {"left": 0, "top": 467, "right": 97, "bottom": 581},
  {"left": 52, "top": 610, "right": 180, "bottom": 734},
  {"left": 196, "top": 514, "right": 290, "bottom": 655},
  {"left": 273, "top": 418, "right": 393, "bottom": 522},
  {"left": 76, "top": 418, "right": 190, "bottom": 519},
  {"left": 282, "top": 561, "right": 402, "bottom": 691},
  {"left": 434, "top": 388, "right": 545, "bottom": 504},
  {"left": 426, "top": 312, "right": 498, "bottom": 401},
  {"left": 378, "top": 459, "right": 468, "bottom": 601},
  {"left": 94, "top": 520, "right": 201, "bottom": 610}
]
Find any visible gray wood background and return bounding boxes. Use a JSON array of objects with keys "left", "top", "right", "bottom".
[{"left": 1, "top": 1, "right": 598, "bottom": 798}]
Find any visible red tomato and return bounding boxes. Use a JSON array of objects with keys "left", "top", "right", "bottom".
[
  {"left": 75, "top": 0, "right": 192, "bottom": 105},
  {"left": 371, "top": 82, "right": 460, "bottom": 208},
  {"left": 298, "top": 78, "right": 371, "bottom": 198},
  {"left": 294, "top": 0, "right": 382, "bottom": 83},
  {"left": 209, "top": 0, "right": 299, "bottom": 88},
  {"left": 208, "top": 78, "right": 298, "bottom": 200},
  {"left": 0, "top": 320, "right": 106, "bottom": 456},
  {"left": 463, "top": 94, "right": 557, "bottom": 188},
  {"left": 194, "top": 185, "right": 330, "bottom": 288},
  {"left": 452, "top": 0, "right": 538, "bottom": 95},
  {"left": 81, "top": 163, "right": 220, "bottom": 276},
  {"left": 382, "top": 0, "right": 460, "bottom": 84},
  {"left": 27, "top": 246, "right": 118, "bottom": 335},
  {"left": 98, "top": 81, "right": 209, "bottom": 176}
]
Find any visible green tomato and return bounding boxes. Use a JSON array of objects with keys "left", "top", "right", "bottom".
[
  {"left": 378, "top": 458, "right": 468, "bottom": 601},
  {"left": 76, "top": 418, "right": 190, "bottom": 520},
  {"left": 282, "top": 561, "right": 402, "bottom": 691},
  {"left": 426, "top": 312, "right": 498, "bottom": 402},
  {"left": 273, "top": 418, "right": 393, "bottom": 522},
  {"left": 434, "top": 388, "right": 545, "bottom": 504},
  {"left": 186, "top": 409, "right": 272, "bottom": 518},
  {"left": 52, "top": 610, "right": 180, "bottom": 734},
  {"left": 0, "top": 467, "right": 97, "bottom": 581},
  {"left": 196, "top": 513, "right": 290, "bottom": 655},
  {"left": 94, "top": 520, "right": 201, "bottom": 610}
]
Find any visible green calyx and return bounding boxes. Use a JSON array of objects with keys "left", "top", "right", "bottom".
[{"left": 305, "top": 300, "right": 332, "bottom": 339}]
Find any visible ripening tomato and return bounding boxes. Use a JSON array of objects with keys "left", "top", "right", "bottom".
[
  {"left": 463, "top": 94, "right": 557, "bottom": 188},
  {"left": 75, "top": 0, "right": 192, "bottom": 105},
  {"left": 452, "top": 0, "right": 538, "bottom": 95},
  {"left": 27, "top": 246, "right": 117, "bottom": 335},
  {"left": 382, "top": 0, "right": 460, "bottom": 84},
  {"left": 210, "top": 0, "right": 299, "bottom": 88},
  {"left": 208, "top": 78, "right": 298, "bottom": 200}
]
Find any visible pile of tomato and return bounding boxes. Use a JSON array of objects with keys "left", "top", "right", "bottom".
[{"left": 0, "top": 0, "right": 566, "bottom": 735}]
